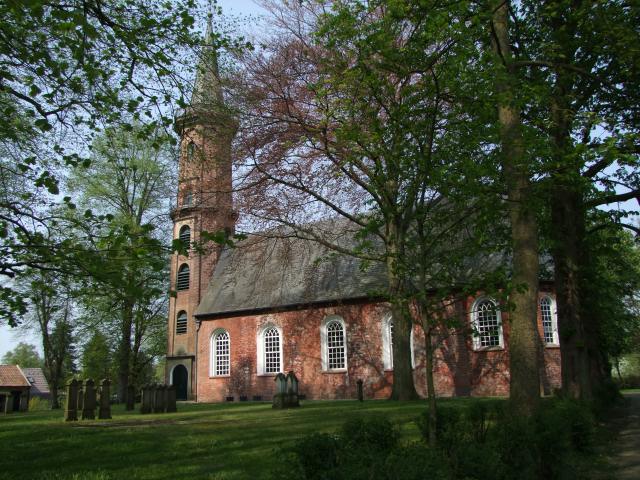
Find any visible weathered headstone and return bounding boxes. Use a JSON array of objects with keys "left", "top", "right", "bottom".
[
  {"left": 286, "top": 371, "right": 300, "bottom": 408},
  {"left": 64, "top": 379, "right": 78, "bottom": 421},
  {"left": 76, "top": 380, "right": 84, "bottom": 413},
  {"left": 166, "top": 385, "right": 177, "bottom": 413},
  {"left": 82, "top": 379, "right": 96, "bottom": 420},
  {"left": 98, "top": 379, "right": 112, "bottom": 420},
  {"left": 154, "top": 384, "right": 166, "bottom": 413},
  {"left": 357, "top": 379, "right": 364, "bottom": 402},
  {"left": 272, "top": 373, "right": 287, "bottom": 409},
  {"left": 126, "top": 384, "right": 135, "bottom": 411},
  {"left": 140, "top": 384, "right": 153, "bottom": 414}
]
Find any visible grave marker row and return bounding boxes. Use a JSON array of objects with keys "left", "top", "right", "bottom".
[
  {"left": 65, "top": 379, "right": 112, "bottom": 421},
  {"left": 140, "top": 384, "right": 177, "bottom": 414}
]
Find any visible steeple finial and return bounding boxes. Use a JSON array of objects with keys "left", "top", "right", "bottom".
[{"left": 190, "top": 10, "right": 222, "bottom": 107}]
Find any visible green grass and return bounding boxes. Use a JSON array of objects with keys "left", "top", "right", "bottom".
[{"left": 0, "top": 398, "right": 496, "bottom": 480}]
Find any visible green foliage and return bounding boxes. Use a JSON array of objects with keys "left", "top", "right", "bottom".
[
  {"left": 414, "top": 399, "right": 597, "bottom": 480},
  {"left": 0, "top": 0, "right": 202, "bottom": 325},
  {"left": 28, "top": 396, "right": 50, "bottom": 411},
  {"left": 1, "top": 341, "right": 43, "bottom": 367},
  {"left": 81, "top": 331, "right": 112, "bottom": 382}
]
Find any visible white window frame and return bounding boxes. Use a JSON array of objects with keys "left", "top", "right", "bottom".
[
  {"left": 540, "top": 295, "right": 559, "bottom": 346},
  {"left": 256, "top": 324, "right": 283, "bottom": 375},
  {"left": 471, "top": 297, "right": 504, "bottom": 350},
  {"left": 210, "top": 329, "right": 231, "bottom": 377},
  {"left": 381, "top": 312, "right": 416, "bottom": 370},
  {"left": 321, "top": 315, "right": 348, "bottom": 372}
]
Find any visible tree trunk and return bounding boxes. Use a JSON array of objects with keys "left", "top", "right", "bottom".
[
  {"left": 550, "top": 191, "right": 592, "bottom": 399},
  {"left": 118, "top": 298, "right": 134, "bottom": 403},
  {"left": 387, "top": 226, "right": 419, "bottom": 401},
  {"left": 423, "top": 324, "right": 437, "bottom": 447},
  {"left": 490, "top": 0, "right": 541, "bottom": 414},
  {"left": 50, "top": 383, "right": 60, "bottom": 409}
]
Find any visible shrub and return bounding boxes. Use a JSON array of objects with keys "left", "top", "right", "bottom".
[
  {"left": 384, "top": 443, "right": 452, "bottom": 480},
  {"left": 28, "top": 396, "right": 50, "bottom": 411},
  {"left": 288, "top": 433, "right": 340, "bottom": 480}
]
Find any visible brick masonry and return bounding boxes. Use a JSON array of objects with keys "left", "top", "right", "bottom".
[{"left": 195, "top": 294, "right": 561, "bottom": 402}]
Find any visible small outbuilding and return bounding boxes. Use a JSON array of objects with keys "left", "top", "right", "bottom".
[
  {"left": 0, "top": 365, "right": 31, "bottom": 413},
  {"left": 22, "top": 367, "right": 51, "bottom": 401}
]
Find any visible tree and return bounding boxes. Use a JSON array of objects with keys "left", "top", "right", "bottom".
[
  {"left": 81, "top": 331, "right": 112, "bottom": 383},
  {"left": 488, "top": 0, "right": 542, "bottom": 413},
  {"left": 68, "top": 125, "right": 174, "bottom": 402},
  {"left": 2, "top": 342, "right": 43, "bottom": 368},
  {"left": 0, "top": 0, "right": 201, "bottom": 325},
  {"left": 234, "top": 1, "right": 509, "bottom": 408},
  {"left": 19, "top": 269, "right": 76, "bottom": 408}
]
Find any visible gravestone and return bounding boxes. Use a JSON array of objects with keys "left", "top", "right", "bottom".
[
  {"left": 126, "top": 384, "right": 135, "bottom": 411},
  {"left": 82, "top": 379, "right": 97, "bottom": 420},
  {"left": 272, "top": 373, "right": 287, "bottom": 409},
  {"left": 166, "top": 385, "right": 177, "bottom": 413},
  {"left": 357, "top": 379, "right": 364, "bottom": 402},
  {"left": 64, "top": 379, "right": 78, "bottom": 422},
  {"left": 153, "top": 384, "right": 165, "bottom": 413},
  {"left": 140, "top": 384, "right": 153, "bottom": 414},
  {"left": 98, "top": 379, "right": 112, "bottom": 420},
  {"left": 76, "top": 380, "right": 84, "bottom": 413},
  {"left": 286, "top": 371, "right": 300, "bottom": 408}
]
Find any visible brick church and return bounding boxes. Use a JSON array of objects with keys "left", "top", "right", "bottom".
[{"left": 165, "top": 25, "right": 562, "bottom": 402}]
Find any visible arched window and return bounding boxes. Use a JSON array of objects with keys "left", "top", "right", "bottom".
[
  {"left": 211, "top": 330, "right": 230, "bottom": 376},
  {"left": 176, "top": 311, "right": 188, "bottom": 335},
  {"left": 186, "top": 141, "right": 196, "bottom": 161},
  {"left": 179, "top": 225, "right": 191, "bottom": 245},
  {"left": 257, "top": 326, "right": 282, "bottom": 375},
  {"left": 540, "top": 296, "right": 559, "bottom": 345},
  {"left": 381, "top": 313, "right": 416, "bottom": 370},
  {"left": 471, "top": 298, "right": 503, "bottom": 349},
  {"left": 321, "top": 316, "right": 347, "bottom": 371},
  {"left": 176, "top": 264, "right": 190, "bottom": 291}
]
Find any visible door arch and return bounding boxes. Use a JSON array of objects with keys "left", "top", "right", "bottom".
[{"left": 172, "top": 365, "right": 188, "bottom": 400}]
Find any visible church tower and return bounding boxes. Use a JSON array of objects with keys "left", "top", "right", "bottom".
[{"left": 165, "top": 19, "right": 237, "bottom": 400}]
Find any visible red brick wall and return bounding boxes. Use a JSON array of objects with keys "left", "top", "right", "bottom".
[{"left": 196, "top": 293, "right": 562, "bottom": 402}]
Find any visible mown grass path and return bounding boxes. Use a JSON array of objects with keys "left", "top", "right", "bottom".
[
  {"left": 1, "top": 399, "right": 479, "bottom": 480},
  {"left": 607, "top": 392, "right": 640, "bottom": 479}
]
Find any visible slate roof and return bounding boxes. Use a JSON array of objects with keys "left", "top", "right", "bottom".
[
  {"left": 196, "top": 221, "right": 388, "bottom": 318},
  {"left": 0, "top": 365, "right": 31, "bottom": 388},
  {"left": 22, "top": 367, "right": 50, "bottom": 397},
  {"left": 195, "top": 217, "right": 550, "bottom": 319}
]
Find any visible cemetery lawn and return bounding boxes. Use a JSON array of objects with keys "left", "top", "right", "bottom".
[{"left": 0, "top": 398, "right": 492, "bottom": 480}]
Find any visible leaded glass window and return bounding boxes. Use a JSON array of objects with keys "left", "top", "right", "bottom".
[
  {"left": 214, "top": 331, "right": 230, "bottom": 376},
  {"left": 176, "top": 311, "right": 187, "bottom": 335},
  {"left": 176, "top": 264, "right": 190, "bottom": 291},
  {"left": 541, "top": 297, "right": 556, "bottom": 344},
  {"left": 327, "top": 321, "right": 346, "bottom": 370},
  {"left": 475, "top": 299, "right": 501, "bottom": 348},
  {"left": 264, "top": 327, "right": 281, "bottom": 374}
]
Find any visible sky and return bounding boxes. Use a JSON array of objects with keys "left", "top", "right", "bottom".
[{"left": 0, "top": 0, "right": 269, "bottom": 362}]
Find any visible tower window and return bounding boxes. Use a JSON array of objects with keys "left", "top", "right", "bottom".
[
  {"left": 179, "top": 225, "right": 191, "bottom": 246},
  {"left": 176, "top": 264, "right": 190, "bottom": 291},
  {"left": 183, "top": 190, "right": 193, "bottom": 207},
  {"left": 187, "top": 141, "right": 196, "bottom": 161},
  {"left": 176, "top": 311, "right": 188, "bottom": 335}
]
